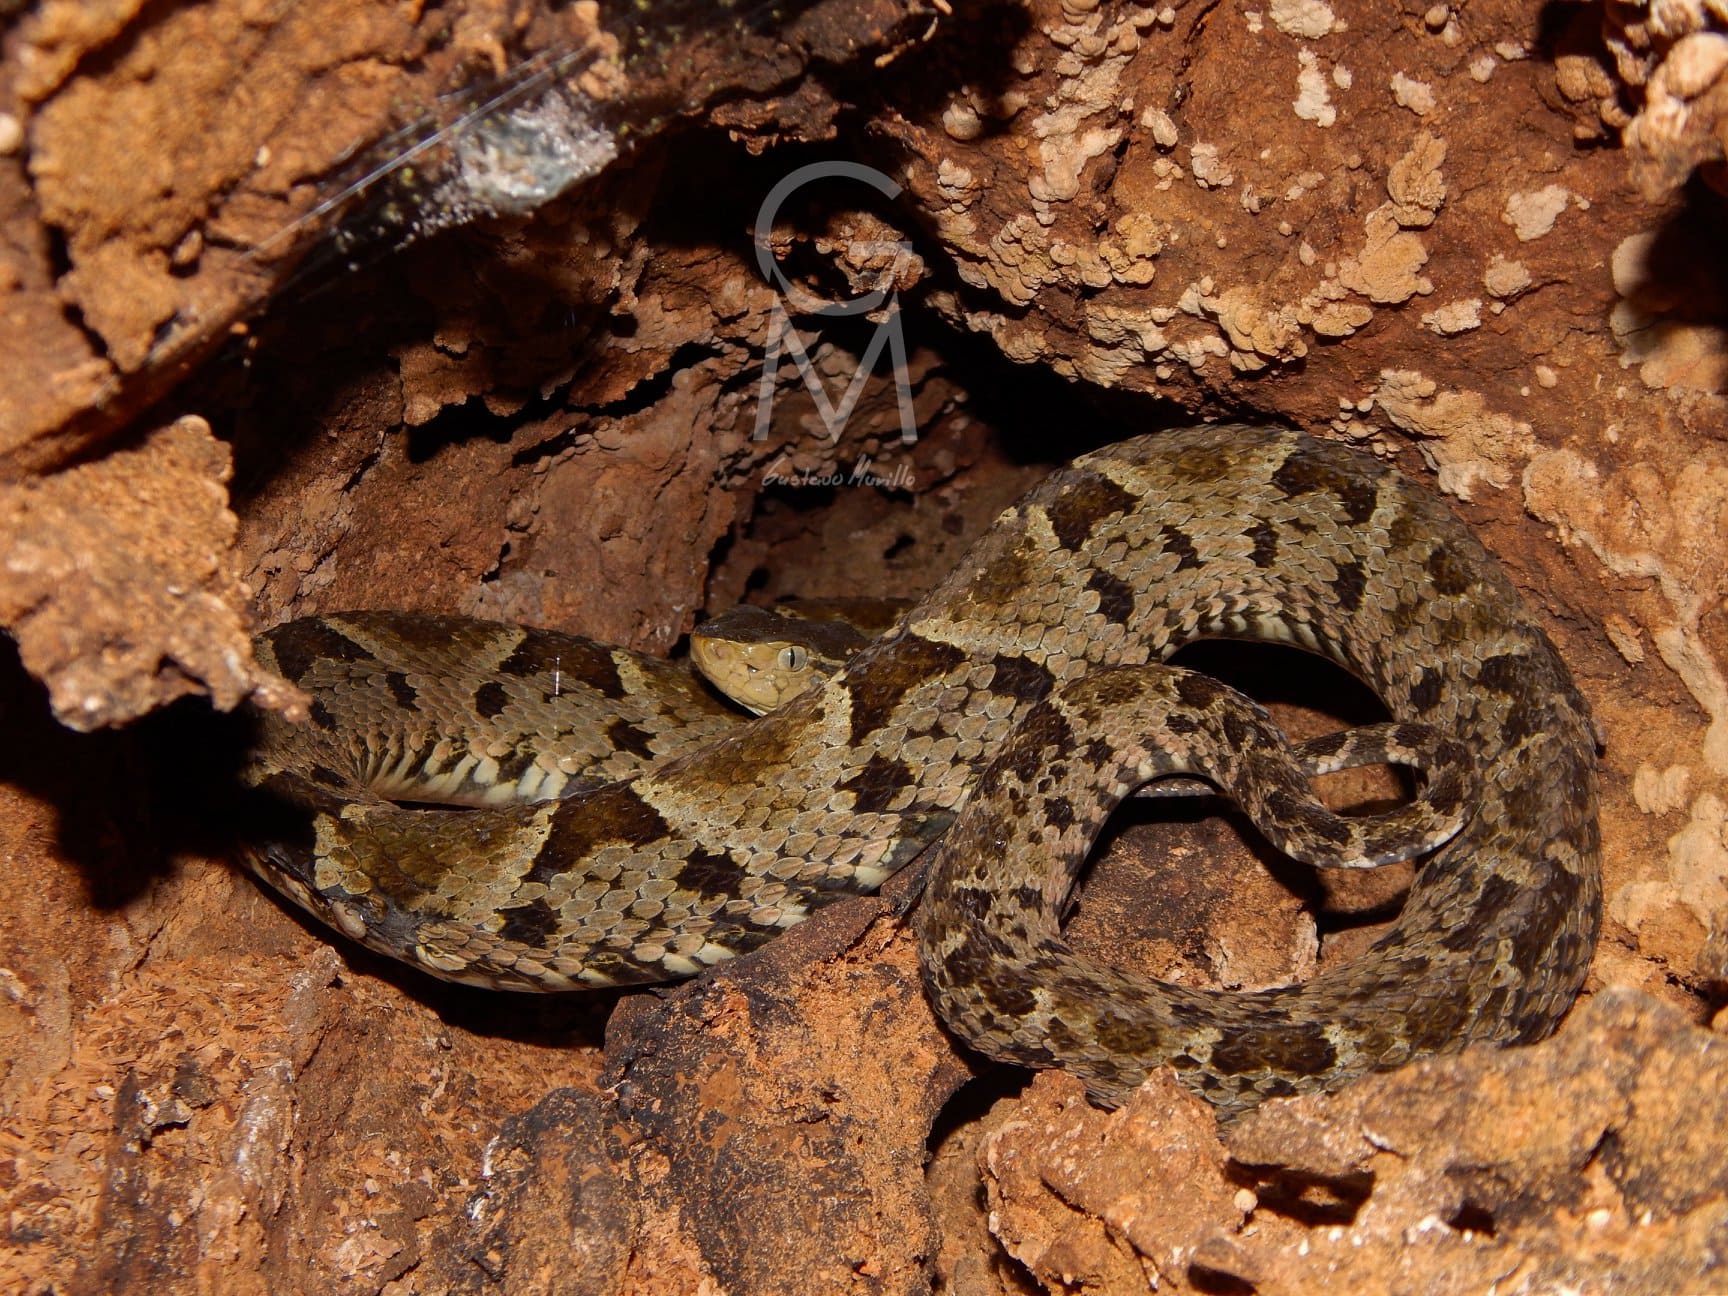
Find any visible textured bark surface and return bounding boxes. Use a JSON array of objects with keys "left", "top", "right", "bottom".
[{"left": 2, "top": 0, "right": 1727, "bottom": 1291}]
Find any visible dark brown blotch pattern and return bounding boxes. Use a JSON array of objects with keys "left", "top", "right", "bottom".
[
  {"left": 1331, "top": 557, "right": 1366, "bottom": 613},
  {"left": 1270, "top": 441, "right": 1382, "bottom": 526},
  {"left": 496, "top": 897, "right": 561, "bottom": 947},
  {"left": 1043, "top": 472, "right": 1139, "bottom": 551},
  {"left": 845, "top": 635, "right": 968, "bottom": 744},
  {"left": 1247, "top": 519, "right": 1280, "bottom": 569},
  {"left": 604, "top": 717, "right": 656, "bottom": 763},
  {"left": 1426, "top": 543, "right": 1476, "bottom": 598},
  {"left": 1208, "top": 1020, "right": 1338, "bottom": 1078},
  {"left": 499, "top": 636, "right": 626, "bottom": 701},
  {"left": 527, "top": 785, "right": 671, "bottom": 887},
  {"left": 986, "top": 654, "right": 1057, "bottom": 703},
  {"left": 1086, "top": 568, "right": 1137, "bottom": 625},
  {"left": 383, "top": 670, "right": 418, "bottom": 710},
  {"left": 474, "top": 680, "right": 510, "bottom": 720},
  {"left": 267, "top": 619, "right": 371, "bottom": 684},
  {"left": 840, "top": 752, "right": 916, "bottom": 815},
  {"left": 1158, "top": 525, "right": 1202, "bottom": 572}
]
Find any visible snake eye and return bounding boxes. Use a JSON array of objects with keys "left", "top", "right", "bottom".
[{"left": 777, "top": 645, "right": 808, "bottom": 672}]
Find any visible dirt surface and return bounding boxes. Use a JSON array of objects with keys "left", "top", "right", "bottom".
[
  {"left": 969, "top": 988, "right": 1728, "bottom": 1294},
  {"left": 2, "top": 0, "right": 1728, "bottom": 1291}
]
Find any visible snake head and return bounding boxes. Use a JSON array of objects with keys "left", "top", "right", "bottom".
[{"left": 690, "top": 599, "right": 907, "bottom": 714}]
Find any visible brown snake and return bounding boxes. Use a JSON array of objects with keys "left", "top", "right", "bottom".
[{"left": 245, "top": 424, "right": 1600, "bottom": 1117}]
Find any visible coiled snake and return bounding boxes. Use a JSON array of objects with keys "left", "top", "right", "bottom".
[{"left": 244, "top": 424, "right": 1600, "bottom": 1117}]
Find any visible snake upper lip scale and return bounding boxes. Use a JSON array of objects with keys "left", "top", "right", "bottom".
[{"left": 242, "top": 423, "right": 1600, "bottom": 1119}]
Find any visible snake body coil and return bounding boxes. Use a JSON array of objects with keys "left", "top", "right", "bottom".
[{"left": 246, "top": 425, "right": 1600, "bottom": 1116}]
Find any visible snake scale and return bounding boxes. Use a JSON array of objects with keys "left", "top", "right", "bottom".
[{"left": 245, "top": 424, "right": 1600, "bottom": 1117}]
